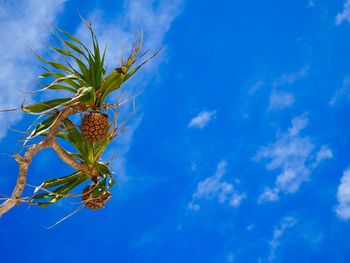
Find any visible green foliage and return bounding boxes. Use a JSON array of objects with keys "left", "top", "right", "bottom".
[{"left": 28, "top": 17, "right": 158, "bottom": 207}]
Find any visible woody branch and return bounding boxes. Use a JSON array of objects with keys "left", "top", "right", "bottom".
[{"left": 0, "top": 103, "right": 96, "bottom": 217}]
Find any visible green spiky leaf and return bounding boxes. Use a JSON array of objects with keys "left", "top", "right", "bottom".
[{"left": 23, "top": 98, "right": 71, "bottom": 113}]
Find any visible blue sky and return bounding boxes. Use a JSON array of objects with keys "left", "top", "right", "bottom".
[{"left": 1, "top": 0, "right": 350, "bottom": 262}]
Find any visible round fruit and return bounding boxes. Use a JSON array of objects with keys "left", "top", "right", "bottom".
[
  {"left": 81, "top": 112, "right": 109, "bottom": 142},
  {"left": 82, "top": 185, "right": 112, "bottom": 210}
]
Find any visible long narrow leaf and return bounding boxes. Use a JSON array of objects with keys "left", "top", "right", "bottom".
[
  {"left": 34, "top": 171, "right": 82, "bottom": 193},
  {"left": 23, "top": 98, "right": 71, "bottom": 114}
]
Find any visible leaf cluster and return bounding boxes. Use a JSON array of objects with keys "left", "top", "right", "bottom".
[{"left": 25, "top": 17, "right": 157, "bottom": 206}]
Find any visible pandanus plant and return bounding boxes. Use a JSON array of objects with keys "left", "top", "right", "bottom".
[{"left": 0, "top": 17, "right": 158, "bottom": 217}]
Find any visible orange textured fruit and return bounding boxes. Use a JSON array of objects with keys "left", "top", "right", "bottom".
[
  {"left": 82, "top": 185, "right": 112, "bottom": 210},
  {"left": 81, "top": 112, "right": 109, "bottom": 142}
]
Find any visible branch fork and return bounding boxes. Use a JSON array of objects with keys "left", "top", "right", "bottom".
[{"left": 0, "top": 104, "right": 93, "bottom": 217}]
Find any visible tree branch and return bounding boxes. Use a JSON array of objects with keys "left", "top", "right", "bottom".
[
  {"left": 51, "top": 140, "right": 94, "bottom": 175},
  {"left": 0, "top": 103, "right": 92, "bottom": 217}
]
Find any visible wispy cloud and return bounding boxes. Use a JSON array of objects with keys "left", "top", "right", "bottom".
[
  {"left": 263, "top": 67, "right": 308, "bottom": 112},
  {"left": 268, "top": 91, "right": 295, "bottom": 111},
  {"left": 268, "top": 216, "right": 297, "bottom": 261},
  {"left": 308, "top": 0, "right": 315, "bottom": 7},
  {"left": 335, "top": 169, "right": 350, "bottom": 220},
  {"left": 336, "top": 0, "right": 350, "bottom": 25},
  {"left": 188, "top": 160, "right": 246, "bottom": 211},
  {"left": 0, "top": 0, "right": 65, "bottom": 140},
  {"left": 313, "top": 145, "right": 333, "bottom": 168},
  {"left": 188, "top": 110, "right": 217, "bottom": 129},
  {"left": 255, "top": 115, "right": 332, "bottom": 202},
  {"left": 76, "top": 0, "right": 183, "bottom": 73},
  {"left": 272, "top": 67, "right": 309, "bottom": 88},
  {"left": 329, "top": 76, "right": 350, "bottom": 106},
  {"left": 248, "top": 80, "right": 264, "bottom": 94}
]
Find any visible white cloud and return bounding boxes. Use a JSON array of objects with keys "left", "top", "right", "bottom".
[
  {"left": 255, "top": 115, "right": 332, "bottom": 202},
  {"left": 189, "top": 160, "right": 246, "bottom": 211},
  {"left": 336, "top": 0, "right": 350, "bottom": 25},
  {"left": 268, "top": 91, "right": 295, "bottom": 111},
  {"left": 268, "top": 216, "right": 297, "bottom": 261},
  {"left": 248, "top": 80, "right": 264, "bottom": 94},
  {"left": 272, "top": 67, "right": 309, "bottom": 88},
  {"left": 264, "top": 67, "right": 308, "bottom": 112},
  {"left": 336, "top": 169, "right": 350, "bottom": 220},
  {"left": 124, "top": 0, "right": 183, "bottom": 49},
  {"left": 188, "top": 110, "right": 217, "bottom": 129},
  {"left": 0, "top": 0, "right": 65, "bottom": 140},
  {"left": 313, "top": 145, "right": 333, "bottom": 168},
  {"left": 76, "top": 0, "right": 183, "bottom": 73},
  {"left": 330, "top": 76, "right": 350, "bottom": 106}
]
